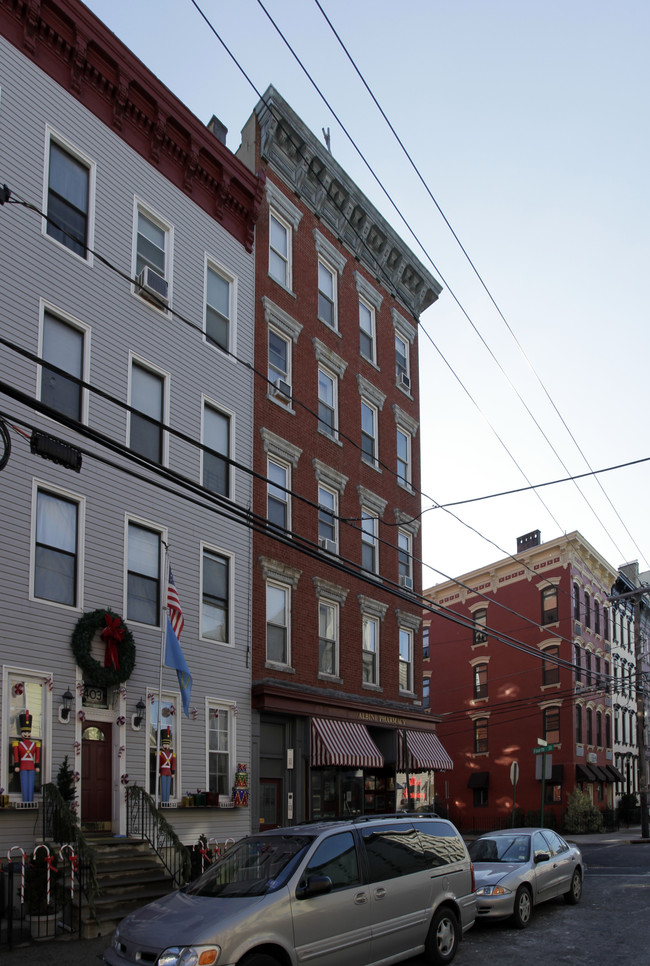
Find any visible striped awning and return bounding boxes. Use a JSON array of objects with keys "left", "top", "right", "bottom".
[
  {"left": 311, "top": 718, "right": 384, "bottom": 768},
  {"left": 398, "top": 730, "right": 453, "bottom": 771}
]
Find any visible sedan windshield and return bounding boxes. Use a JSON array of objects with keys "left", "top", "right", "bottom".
[
  {"left": 185, "top": 835, "right": 314, "bottom": 898},
  {"left": 469, "top": 835, "right": 530, "bottom": 864}
]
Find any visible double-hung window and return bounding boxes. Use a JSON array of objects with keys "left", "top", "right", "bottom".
[
  {"left": 46, "top": 136, "right": 91, "bottom": 258},
  {"left": 474, "top": 717, "right": 488, "bottom": 754},
  {"left": 266, "top": 581, "right": 290, "bottom": 666},
  {"left": 205, "top": 262, "right": 233, "bottom": 353},
  {"left": 399, "top": 627, "right": 413, "bottom": 692},
  {"left": 201, "top": 546, "right": 229, "bottom": 643},
  {"left": 268, "top": 457, "right": 290, "bottom": 532},
  {"left": 359, "top": 298, "right": 376, "bottom": 362},
  {"left": 33, "top": 486, "right": 80, "bottom": 607},
  {"left": 127, "top": 522, "right": 161, "bottom": 625},
  {"left": 318, "top": 600, "right": 338, "bottom": 676},
  {"left": 203, "top": 402, "right": 231, "bottom": 497},
  {"left": 361, "top": 510, "right": 378, "bottom": 574},
  {"left": 541, "top": 584, "right": 559, "bottom": 624},
  {"left": 135, "top": 204, "right": 171, "bottom": 306},
  {"left": 361, "top": 399, "right": 378, "bottom": 465},
  {"left": 208, "top": 703, "right": 234, "bottom": 797},
  {"left": 269, "top": 211, "right": 290, "bottom": 287},
  {"left": 129, "top": 359, "right": 166, "bottom": 465},
  {"left": 473, "top": 608, "right": 488, "bottom": 645},
  {"left": 545, "top": 707, "right": 560, "bottom": 745},
  {"left": 474, "top": 662, "right": 488, "bottom": 700},
  {"left": 41, "top": 309, "right": 86, "bottom": 421},
  {"left": 362, "top": 615, "right": 379, "bottom": 685},
  {"left": 543, "top": 645, "right": 560, "bottom": 686},
  {"left": 318, "top": 484, "right": 337, "bottom": 552},
  {"left": 396, "top": 427, "right": 411, "bottom": 488},
  {"left": 318, "top": 261, "right": 336, "bottom": 328},
  {"left": 398, "top": 530, "right": 412, "bottom": 589},
  {"left": 395, "top": 332, "right": 410, "bottom": 390},
  {"left": 318, "top": 367, "right": 337, "bottom": 438},
  {"left": 268, "top": 327, "right": 291, "bottom": 402}
]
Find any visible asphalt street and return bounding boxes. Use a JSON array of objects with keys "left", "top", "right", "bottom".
[{"left": 3, "top": 829, "right": 649, "bottom": 966}]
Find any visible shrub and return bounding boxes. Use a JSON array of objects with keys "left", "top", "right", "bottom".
[{"left": 563, "top": 788, "right": 603, "bottom": 833}]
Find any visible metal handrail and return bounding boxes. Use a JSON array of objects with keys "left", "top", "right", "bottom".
[{"left": 125, "top": 784, "right": 191, "bottom": 887}]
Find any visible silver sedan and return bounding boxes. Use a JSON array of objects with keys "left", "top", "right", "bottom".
[{"left": 467, "top": 828, "right": 583, "bottom": 928}]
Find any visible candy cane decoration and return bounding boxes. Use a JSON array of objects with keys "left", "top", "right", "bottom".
[
  {"left": 224, "top": 837, "right": 235, "bottom": 851},
  {"left": 8, "top": 846, "right": 26, "bottom": 904},
  {"left": 194, "top": 840, "right": 210, "bottom": 872},
  {"left": 33, "top": 844, "right": 53, "bottom": 907},
  {"left": 59, "top": 844, "right": 78, "bottom": 899},
  {"left": 208, "top": 837, "right": 220, "bottom": 860}
]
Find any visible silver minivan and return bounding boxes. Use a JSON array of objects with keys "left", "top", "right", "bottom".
[{"left": 103, "top": 815, "right": 476, "bottom": 966}]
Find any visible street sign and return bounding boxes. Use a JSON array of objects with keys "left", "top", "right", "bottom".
[
  {"left": 510, "top": 761, "right": 519, "bottom": 786},
  {"left": 533, "top": 744, "right": 556, "bottom": 754}
]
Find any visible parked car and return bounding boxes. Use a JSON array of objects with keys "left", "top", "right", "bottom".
[
  {"left": 103, "top": 814, "right": 476, "bottom": 966},
  {"left": 468, "top": 827, "right": 583, "bottom": 928}
]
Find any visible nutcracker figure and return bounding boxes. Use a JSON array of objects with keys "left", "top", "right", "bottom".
[
  {"left": 12, "top": 711, "right": 41, "bottom": 802},
  {"left": 159, "top": 727, "right": 176, "bottom": 803}
]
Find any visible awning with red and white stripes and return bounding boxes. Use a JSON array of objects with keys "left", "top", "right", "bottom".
[
  {"left": 311, "top": 718, "right": 384, "bottom": 769},
  {"left": 398, "top": 730, "right": 453, "bottom": 771}
]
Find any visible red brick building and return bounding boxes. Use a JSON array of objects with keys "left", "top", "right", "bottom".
[
  {"left": 424, "top": 530, "right": 624, "bottom": 830},
  {"left": 237, "top": 87, "right": 452, "bottom": 827}
]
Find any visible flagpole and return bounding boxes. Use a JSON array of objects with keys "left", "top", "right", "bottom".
[{"left": 155, "top": 541, "right": 170, "bottom": 811}]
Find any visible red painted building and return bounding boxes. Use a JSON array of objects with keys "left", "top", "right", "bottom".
[
  {"left": 237, "top": 87, "right": 452, "bottom": 828},
  {"left": 424, "top": 531, "right": 624, "bottom": 830}
]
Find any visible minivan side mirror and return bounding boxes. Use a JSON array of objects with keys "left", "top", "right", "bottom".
[{"left": 295, "top": 875, "right": 333, "bottom": 900}]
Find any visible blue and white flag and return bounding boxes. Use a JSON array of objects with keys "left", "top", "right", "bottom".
[{"left": 164, "top": 567, "right": 192, "bottom": 717}]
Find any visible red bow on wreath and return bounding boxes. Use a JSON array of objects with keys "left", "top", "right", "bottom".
[{"left": 101, "top": 614, "right": 124, "bottom": 670}]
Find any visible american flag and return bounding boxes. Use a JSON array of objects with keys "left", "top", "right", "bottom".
[{"left": 167, "top": 567, "right": 185, "bottom": 640}]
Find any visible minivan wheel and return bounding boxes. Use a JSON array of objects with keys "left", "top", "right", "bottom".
[
  {"left": 564, "top": 868, "right": 582, "bottom": 905},
  {"left": 425, "top": 906, "right": 459, "bottom": 965},
  {"left": 512, "top": 885, "right": 532, "bottom": 928},
  {"left": 239, "top": 954, "right": 279, "bottom": 966}
]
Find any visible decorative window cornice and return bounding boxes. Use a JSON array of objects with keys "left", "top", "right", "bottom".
[
  {"left": 262, "top": 297, "right": 303, "bottom": 342},
  {"left": 313, "top": 338, "right": 347, "bottom": 377},
  {"left": 393, "top": 403, "right": 419, "bottom": 436},
  {"left": 313, "top": 459, "right": 348, "bottom": 493},
  {"left": 266, "top": 180, "right": 302, "bottom": 229},
  {"left": 260, "top": 428, "right": 302, "bottom": 467},
  {"left": 357, "top": 485, "right": 388, "bottom": 516},
  {"left": 357, "top": 374, "right": 386, "bottom": 410},
  {"left": 396, "top": 609, "right": 421, "bottom": 632},
  {"left": 313, "top": 577, "right": 349, "bottom": 605},
  {"left": 313, "top": 228, "right": 346, "bottom": 274},
  {"left": 259, "top": 556, "right": 301, "bottom": 587},
  {"left": 358, "top": 595, "right": 389, "bottom": 620},
  {"left": 392, "top": 307, "right": 416, "bottom": 344},
  {"left": 354, "top": 271, "right": 383, "bottom": 311},
  {"left": 393, "top": 508, "right": 420, "bottom": 537}
]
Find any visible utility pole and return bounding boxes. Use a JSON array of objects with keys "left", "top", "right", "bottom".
[{"left": 609, "top": 585, "right": 649, "bottom": 839}]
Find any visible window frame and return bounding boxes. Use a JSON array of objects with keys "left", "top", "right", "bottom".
[
  {"left": 268, "top": 324, "right": 292, "bottom": 402},
  {"left": 399, "top": 627, "right": 413, "bottom": 693},
  {"left": 200, "top": 543, "right": 232, "bottom": 645},
  {"left": 3, "top": 669, "right": 52, "bottom": 799},
  {"left": 266, "top": 579, "right": 291, "bottom": 667},
  {"left": 318, "top": 599, "right": 339, "bottom": 677},
  {"left": 125, "top": 518, "right": 163, "bottom": 627},
  {"left": 206, "top": 700, "right": 236, "bottom": 797},
  {"left": 267, "top": 455, "right": 291, "bottom": 533},
  {"left": 542, "top": 645, "right": 560, "bottom": 686},
  {"left": 360, "top": 397, "right": 378, "bottom": 466},
  {"left": 318, "top": 365, "right": 338, "bottom": 440},
  {"left": 132, "top": 200, "right": 173, "bottom": 310},
  {"left": 361, "top": 509, "right": 379, "bottom": 575},
  {"left": 398, "top": 529, "right": 413, "bottom": 588},
  {"left": 474, "top": 717, "right": 488, "bottom": 754},
  {"left": 317, "top": 258, "right": 338, "bottom": 329},
  {"left": 202, "top": 399, "right": 232, "bottom": 498},
  {"left": 204, "top": 257, "right": 236, "bottom": 355},
  {"left": 473, "top": 662, "right": 488, "bottom": 700},
  {"left": 39, "top": 303, "right": 89, "bottom": 424},
  {"left": 43, "top": 128, "right": 95, "bottom": 262},
  {"left": 396, "top": 425, "right": 412, "bottom": 489},
  {"left": 318, "top": 483, "right": 338, "bottom": 553},
  {"left": 395, "top": 331, "right": 410, "bottom": 389},
  {"left": 268, "top": 208, "right": 291, "bottom": 289},
  {"left": 473, "top": 608, "right": 488, "bottom": 645},
  {"left": 128, "top": 355, "right": 169, "bottom": 466},
  {"left": 544, "top": 706, "right": 561, "bottom": 745},
  {"left": 359, "top": 296, "right": 376, "bottom": 363},
  {"left": 362, "top": 614, "right": 379, "bottom": 686},
  {"left": 31, "top": 481, "right": 83, "bottom": 609},
  {"left": 541, "top": 584, "right": 559, "bottom": 625}
]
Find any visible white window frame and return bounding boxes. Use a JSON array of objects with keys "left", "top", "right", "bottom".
[
  {"left": 361, "top": 509, "right": 379, "bottom": 575},
  {"left": 318, "top": 599, "right": 339, "bottom": 678},
  {"left": 269, "top": 209, "right": 291, "bottom": 289},
  {"left": 395, "top": 332, "right": 410, "bottom": 388},
  {"left": 43, "top": 127, "right": 95, "bottom": 264},
  {"left": 128, "top": 353, "right": 170, "bottom": 466},
  {"left": 317, "top": 259, "right": 337, "bottom": 329},
  {"left": 200, "top": 543, "right": 233, "bottom": 646},
  {"left": 267, "top": 455, "right": 291, "bottom": 533},
  {"left": 204, "top": 257, "right": 237, "bottom": 356},
  {"left": 396, "top": 426, "right": 412, "bottom": 489},
  {"left": 266, "top": 182, "right": 302, "bottom": 293},
  {"left": 399, "top": 627, "right": 414, "bottom": 693},
  {"left": 206, "top": 700, "right": 236, "bottom": 797},
  {"left": 124, "top": 516, "right": 165, "bottom": 628},
  {"left": 398, "top": 529, "right": 413, "bottom": 587},
  {"left": 362, "top": 614, "right": 379, "bottom": 686},
  {"left": 268, "top": 324, "right": 292, "bottom": 404},
  {"left": 361, "top": 398, "right": 378, "bottom": 466},
  {"left": 30, "top": 480, "right": 84, "bottom": 610},
  {"left": 202, "top": 398, "right": 232, "bottom": 498},
  {"left": 132, "top": 199, "right": 173, "bottom": 311},
  {"left": 314, "top": 229, "right": 346, "bottom": 331},
  {"left": 39, "top": 301, "right": 90, "bottom": 425},
  {"left": 266, "top": 579, "right": 291, "bottom": 668},
  {"left": 359, "top": 296, "right": 376, "bottom": 364},
  {"left": 3, "top": 667, "right": 53, "bottom": 800},
  {"left": 318, "top": 483, "right": 338, "bottom": 552},
  {"left": 147, "top": 689, "right": 180, "bottom": 799},
  {"left": 318, "top": 366, "right": 338, "bottom": 440}
]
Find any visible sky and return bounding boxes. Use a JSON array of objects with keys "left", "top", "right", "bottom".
[{"left": 85, "top": 0, "right": 650, "bottom": 586}]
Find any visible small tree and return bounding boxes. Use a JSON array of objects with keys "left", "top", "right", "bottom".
[
  {"left": 563, "top": 787, "right": 603, "bottom": 834},
  {"left": 56, "top": 756, "right": 75, "bottom": 806}
]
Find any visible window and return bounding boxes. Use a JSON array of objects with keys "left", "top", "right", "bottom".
[
  {"left": 573, "top": 583, "right": 581, "bottom": 622},
  {"left": 6, "top": 672, "right": 48, "bottom": 799},
  {"left": 202, "top": 547, "right": 229, "bottom": 643},
  {"left": 268, "top": 457, "right": 290, "bottom": 532},
  {"left": 473, "top": 609, "right": 488, "bottom": 645},
  {"left": 396, "top": 427, "right": 411, "bottom": 488},
  {"left": 603, "top": 606, "right": 609, "bottom": 641},
  {"left": 596, "top": 710, "right": 602, "bottom": 746},
  {"left": 318, "top": 367, "right": 337, "bottom": 438},
  {"left": 541, "top": 585, "right": 558, "bottom": 625},
  {"left": 306, "top": 832, "right": 360, "bottom": 890},
  {"left": 318, "top": 260, "right": 336, "bottom": 328},
  {"left": 399, "top": 627, "right": 413, "bottom": 692},
  {"left": 203, "top": 403, "right": 230, "bottom": 497},
  {"left": 584, "top": 591, "right": 591, "bottom": 628},
  {"left": 585, "top": 651, "right": 592, "bottom": 687},
  {"left": 575, "top": 644, "right": 582, "bottom": 683},
  {"left": 544, "top": 707, "right": 560, "bottom": 744},
  {"left": 606, "top": 714, "right": 611, "bottom": 747},
  {"left": 398, "top": 530, "right": 412, "bottom": 588},
  {"left": 127, "top": 522, "right": 160, "bottom": 625},
  {"left": 361, "top": 399, "right": 378, "bottom": 465},
  {"left": 474, "top": 663, "right": 488, "bottom": 700},
  {"left": 135, "top": 206, "right": 170, "bottom": 298},
  {"left": 362, "top": 615, "right": 379, "bottom": 685},
  {"left": 269, "top": 210, "right": 290, "bottom": 287},
  {"left": 129, "top": 360, "right": 165, "bottom": 464},
  {"left": 474, "top": 717, "right": 488, "bottom": 754},
  {"left": 148, "top": 693, "right": 176, "bottom": 797},
  {"left": 586, "top": 708, "right": 593, "bottom": 745},
  {"left": 33, "top": 487, "right": 79, "bottom": 606},
  {"left": 41, "top": 310, "right": 85, "bottom": 420},
  {"left": 595, "top": 655, "right": 602, "bottom": 689},
  {"left": 594, "top": 602, "right": 601, "bottom": 636},
  {"left": 361, "top": 510, "right": 378, "bottom": 574},
  {"left": 46, "top": 137, "right": 90, "bottom": 258},
  {"left": 359, "top": 298, "right": 376, "bottom": 362},
  {"left": 423, "top": 625, "right": 430, "bottom": 660},
  {"left": 208, "top": 704, "right": 234, "bottom": 797},
  {"left": 543, "top": 645, "right": 560, "bottom": 686},
  {"left": 318, "top": 484, "right": 337, "bottom": 552},
  {"left": 319, "top": 600, "right": 338, "bottom": 676},
  {"left": 268, "top": 327, "right": 291, "bottom": 398},
  {"left": 423, "top": 676, "right": 430, "bottom": 709},
  {"left": 575, "top": 705, "right": 583, "bottom": 743},
  {"left": 395, "top": 332, "right": 410, "bottom": 389},
  {"left": 205, "top": 263, "right": 232, "bottom": 352},
  {"left": 266, "top": 582, "right": 289, "bottom": 665}
]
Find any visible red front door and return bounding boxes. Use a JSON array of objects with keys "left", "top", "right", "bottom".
[{"left": 82, "top": 722, "right": 112, "bottom": 824}]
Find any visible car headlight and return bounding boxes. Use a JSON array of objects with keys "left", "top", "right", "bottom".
[
  {"left": 158, "top": 946, "right": 220, "bottom": 966},
  {"left": 475, "top": 884, "right": 511, "bottom": 897}
]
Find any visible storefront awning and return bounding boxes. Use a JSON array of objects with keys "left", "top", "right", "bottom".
[
  {"left": 605, "top": 764, "right": 625, "bottom": 782},
  {"left": 398, "top": 730, "right": 453, "bottom": 771},
  {"left": 590, "top": 765, "right": 609, "bottom": 782},
  {"left": 311, "top": 718, "right": 384, "bottom": 768},
  {"left": 467, "top": 771, "right": 490, "bottom": 789},
  {"left": 576, "top": 763, "right": 596, "bottom": 782}
]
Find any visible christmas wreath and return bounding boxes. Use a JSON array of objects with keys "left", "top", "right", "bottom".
[{"left": 71, "top": 609, "right": 136, "bottom": 688}]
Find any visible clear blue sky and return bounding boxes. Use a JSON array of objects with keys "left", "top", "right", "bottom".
[{"left": 85, "top": 0, "right": 650, "bottom": 584}]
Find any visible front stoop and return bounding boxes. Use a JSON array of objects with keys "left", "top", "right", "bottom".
[{"left": 80, "top": 834, "right": 176, "bottom": 938}]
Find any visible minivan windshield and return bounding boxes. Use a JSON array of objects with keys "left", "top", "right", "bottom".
[{"left": 185, "top": 835, "right": 314, "bottom": 898}]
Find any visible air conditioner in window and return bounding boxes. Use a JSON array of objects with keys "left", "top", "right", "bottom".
[
  {"left": 136, "top": 266, "right": 169, "bottom": 305},
  {"left": 399, "top": 372, "right": 411, "bottom": 391},
  {"left": 399, "top": 574, "right": 414, "bottom": 590},
  {"left": 318, "top": 537, "right": 336, "bottom": 553},
  {"left": 272, "top": 379, "right": 292, "bottom": 402}
]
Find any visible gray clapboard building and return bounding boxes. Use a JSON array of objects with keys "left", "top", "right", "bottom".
[{"left": 0, "top": 0, "right": 261, "bottom": 855}]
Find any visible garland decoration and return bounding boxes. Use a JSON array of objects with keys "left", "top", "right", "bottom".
[{"left": 71, "top": 609, "right": 136, "bottom": 687}]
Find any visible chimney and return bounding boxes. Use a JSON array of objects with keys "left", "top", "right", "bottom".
[
  {"left": 207, "top": 115, "right": 228, "bottom": 146},
  {"left": 517, "top": 530, "right": 541, "bottom": 553}
]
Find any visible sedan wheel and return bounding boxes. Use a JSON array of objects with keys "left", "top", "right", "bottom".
[
  {"left": 564, "top": 868, "right": 582, "bottom": 905},
  {"left": 512, "top": 885, "right": 532, "bottom": 928},
  {"left": 426, "top": 905, "right": 460, "bottom": 964}
]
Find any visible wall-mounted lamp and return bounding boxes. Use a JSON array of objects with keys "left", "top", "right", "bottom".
[
  {"left": 133, "top": 698, "right": 146, "bottom": 730},
  {"left": 59, "top": 687, "right": 74, "bottom": 724}
]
